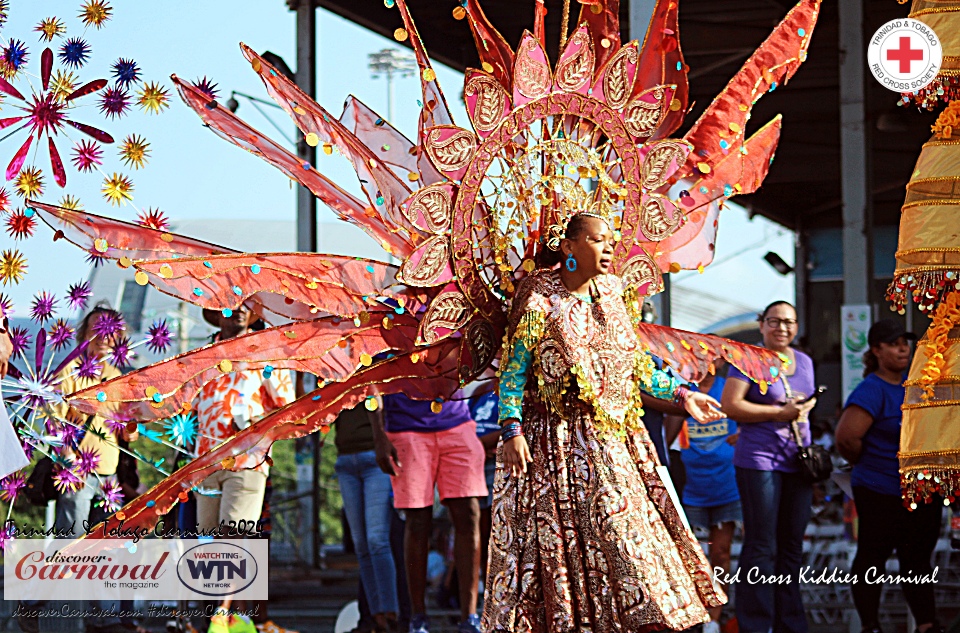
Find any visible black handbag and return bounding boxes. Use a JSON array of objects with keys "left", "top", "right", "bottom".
[
  {"left": 24, "top": 456, "right": 58, "bottom": 506},
  {"left": 783, "top": 375, "right": 832, "bottom": 483}
]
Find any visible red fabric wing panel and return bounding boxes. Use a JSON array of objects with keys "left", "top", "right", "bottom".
[
  {"left": 575, "top": 0, "right": 621, "bottom": 71},
  {"left": 655, "top": 116, "right": 782, "bottom": 271},
  {"left": 237, "top": 45, "right": 426, "bottom": 259},
  {"left": 464, "top": 0, "right": 515, "bottom": 91},
  {"left": 133, "top": 253, "right": 407, "bottom": 320},
  {"left": 679, "top": 0, "right": 819, "bottom": 180},
  {"left": 66, "top": 315, "right": 422, "bottom": 421},
  {"left": 635, "top": 321, "right": 786, "bottom": 386},
  {"left": 31, "top": 201, "right": 235, "bottom": 260},
  {"left": 172, "top": 77, "right": 396, "bottom": 253},
  {"left": 60, "top": 342, "right": 461, "bottom": 545},
  {"left": 635, "top": 0, "right": 688, "bottom": 139}
]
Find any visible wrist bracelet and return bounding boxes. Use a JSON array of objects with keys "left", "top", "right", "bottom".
[
  {"left": 501, "top": 427, "right": 524, "bottom": 441},
  {"left": 500, "top": 423, "right": 524, "bottom": 441}
]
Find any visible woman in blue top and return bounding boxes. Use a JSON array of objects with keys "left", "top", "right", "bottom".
[{"left": 836, "top": 319, "right": 942, "bottom": 633}]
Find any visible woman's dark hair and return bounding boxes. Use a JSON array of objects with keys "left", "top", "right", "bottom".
[
  {"left": 862, "top": 349, "right": 879, "bottom": 378},
  {"left": 535, "top": 213, "right": 600, "bottom": 269},
  {"left": 75, "top": 302, "right": 122, "bottom": 342},
  {"left": 758, "top": 300, "right": 796, "bottom": 322}
]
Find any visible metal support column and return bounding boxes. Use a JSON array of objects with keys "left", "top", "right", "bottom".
[
  {"left": 287, "top": 0, "right": 319, "bottom": 568},
  {"left": 294, "top": 0, "right": 317, "bottom": 255},
  {"left": 794, "top": 219, "right": 808, "bottom": 341},
  {"left": 839, "top": 0, "right": 871, "bottom": 306}
]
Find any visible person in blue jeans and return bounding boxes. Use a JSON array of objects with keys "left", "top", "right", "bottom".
[
  {"left": 721, "top": 301, "right": 818, "bottom": 633},
  {"left": 836, "top": 319, "right": 943, "bottom": 633},
  {"left": 335, "top": 403, "right": 399, "bottom": 633},
  {"left": 467, "top": 390, "right": 501, "bottom": 586},
  {"left": 355, "top": 508, "right": 411, "bottom": 633},
  {"left": 672, "top": 360, "right": 741, "bottom": 633}
]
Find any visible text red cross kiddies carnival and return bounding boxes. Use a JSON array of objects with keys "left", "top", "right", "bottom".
[{"left": 887, "top": 36, "right": 924, "bottom": 73}]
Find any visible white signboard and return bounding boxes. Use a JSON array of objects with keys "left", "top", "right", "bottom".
[{"left": 841, "top": 304, "right": 872, "bottom": 404}]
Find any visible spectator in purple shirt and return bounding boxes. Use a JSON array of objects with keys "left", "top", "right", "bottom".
[
  {"left": 721, "top": 301, "right": 818, "bottom": 633},
  {"left": 371, "top": 393, "right": 487, "bottom": 633}
]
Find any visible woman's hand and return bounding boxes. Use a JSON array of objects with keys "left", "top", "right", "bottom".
[
  {"left": 684, "top": 392, "right": 725, "bottom": 424},
  {"left": 502, "top": 435, "right": 533, "bottom": 477},
  {"left": 775, "top": 398, "right": 817, "bottom": 423}
]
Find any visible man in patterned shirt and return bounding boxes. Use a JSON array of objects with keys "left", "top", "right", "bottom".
[{"left": 194, "top": 307, "right": 294, "bottom": 633}]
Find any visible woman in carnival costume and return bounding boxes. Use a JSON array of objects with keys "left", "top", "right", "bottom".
[
  {"left": 484, "top": 211, "right": 727, "bottom": 633},
  {"left": 14, "top": 7, "right": 824, "bottom": 633}
]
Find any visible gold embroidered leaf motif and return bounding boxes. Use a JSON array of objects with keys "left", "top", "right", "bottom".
[
  {"left": 460, "top": 318, "right": 496, "bottom": 380},
  {"left": 404, "top": 185, "right": 452, "bottom": 233},
  {"left": 619, "top": 251, "right": 663, "bottom": 295},
  {"left": 639, "top": 195, "right": 683, "bottom": 241},
  {"left": 515, "top": 38, "right": 551, "bottom": 99},
  {"left": 641, "top": 140, "right": 689, "bottom": 191},
  {"left": 602, "top": 45, "right": 638, "bottom": 109},
  {"left": 623, "top": 86, "right": 667, "bottom": 139},
  {"left": 555, "top": 31, "right": 594, "bottom": 93},
  {"left": 399, "top": 235, "right": 450, "bottom": 287},
  {"left": 465, "top": 74, "right": 508, "bottom": 133},
  {"left": 422, "top": 291, "right": 472, "bottom": 344},
  {"left": 425, "top": 127, "right": 477, "bottom": 173}
]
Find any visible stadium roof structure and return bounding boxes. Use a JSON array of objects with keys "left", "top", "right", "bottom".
[{"left": 315, "top": 0, "right": 936, "bottom": 231}]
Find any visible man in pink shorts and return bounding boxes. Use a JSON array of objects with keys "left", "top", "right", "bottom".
[{"left": 372, "top": 393, "right": 487, "bottom": 633}]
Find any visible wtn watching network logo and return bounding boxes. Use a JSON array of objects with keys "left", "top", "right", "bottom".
[
  {"left": 4, "top": 539, "right": 269, "bottom": 601},
  {"left": 177, "top": 542, "right": 259, "bottom": 597}
]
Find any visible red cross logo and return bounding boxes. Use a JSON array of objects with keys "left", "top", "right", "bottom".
[{"left": 886, "top": 36, "right": 924, "bottom": 74}]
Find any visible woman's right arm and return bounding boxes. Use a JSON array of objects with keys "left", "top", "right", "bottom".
[
  {"left": 498, "top": 311, "right": 542, "bottom": 476},
  {"left": 835, "top": 405, "right": 874, "bottom": 464},
  {"left": 720, "top": 377, "right": 807, "bottom": 423}
]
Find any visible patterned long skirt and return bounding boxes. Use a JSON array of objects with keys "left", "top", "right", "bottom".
[{"left": 482, "top": 400, "right": 725, "bottom": 633}]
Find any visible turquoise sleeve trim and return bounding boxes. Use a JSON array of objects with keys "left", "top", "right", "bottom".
[
  {"left": 644, "top": 366, "right": 684, "bottom": 401},
  {"left": 498, "top": 338, "right": 532, "bottom": 422}
]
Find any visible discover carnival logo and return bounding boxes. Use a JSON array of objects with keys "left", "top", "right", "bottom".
[
  {"left": 868, "top": 18, "right": 942, "bottom": 93},
  {"left": 176, "top": 541, "right": 259, "bottom": 597},
  {"left": 4, "top": 539, "right": 268, "bottom": 600}
]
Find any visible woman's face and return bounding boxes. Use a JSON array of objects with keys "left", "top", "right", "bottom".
[
  {"left": 561, "top": 217, "right": 614, "bottom": 277},
  {"left": 219, "top": 305, "right": 255, "bottom": 339},
  {"left": 80, "top": 313, "right": 118, "bottom": 357},
  {"left": 874, "top": 337, "right": 911, "bottom": 374},
  {"left": 84, "top": 333, "right": 112, "bottom": 358},
  {"left": 759, "top": 303, "right": 798, "bottom": 350}
]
